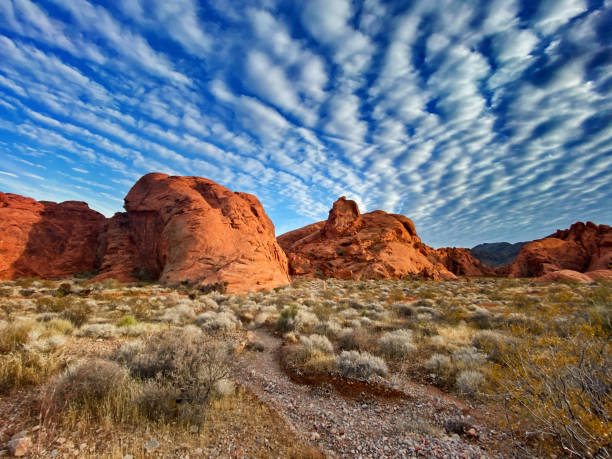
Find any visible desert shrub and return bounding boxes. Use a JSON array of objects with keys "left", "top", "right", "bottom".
[
  {"left": 429, "top": 335, "right": 447, "bottom": 349},
  {"left": 116, "top": 315, "right": 138, "bottom": 327},
  {"left": 61, "top": 300, "right": 92, "bottom": 327},
  {"left": 294, "top": 310, "right": 319, "bottom": 333},
  {"left": 512, "top": 293, "right": 539, "bottom": 309},
  {"left": 44, "top": 319, "right": 74, "bottom": 336},
  {"left": 337, "top": 328, "right": 373, "bottom": 352},
  {"left": 127, "top": 298, "right": 155, "bottom": 321},
  {"left": 469, "top": 306, "right": 493, "bottom": 329},
  {"left": 378, "top": 329, "right": 416, "bottom": 360},
  {"left": 408, "top": 320, "right": 438, "bottom": 337},
  {"left": 51, "top": 359, "right": 129, "bottom": 411},
  {"left": 54, "top": 283, "right": 72, "bottom": 297},
  {"left": 338, "top": 350, "right": 388, "bottom": 379},
  {"left": 117, "top": 328, "right": 233, "bottom": 417},
  {"left": 299, "top": 334, "right": 334, "bottom": 356},
  {"left": 98, "top": 278, "right": 122, "bottom": 290},
  {"left": 455, "top": 370, "right": 484, "bottom": 396},
  {"left": 0, "top": 351, "right": 64, "bottom": 394},
  {"left": 0, "top": 321, "right": 35, "bottom": 353},
  {"left": 276, "top": 305, "right": 298, "bottom": 332},
  {"left": 76, "top": 323, "right": 119, "bottom": 339},
  {"left": 27, "top": 335, "right": 66, "bottom": 353},
  {"left": 388, "top": 288, "right": 405, "bottom": 302},
  {"left": 254, "top": 312, "right": 271, "bottom": 327},
  {"left": 498, "top": 338, "right": 611, "bottom": 457},
  {"left": 212, "top": 378, "right": 235, "bottom": 397},
  {"left": 586, "top": 285, "right": 611, "bottom": 307},
  {"left": 286, "top": 334, "right": 337, "bottom": 374},
  {"left": 472, "top": 330, "right": 516, "bottom": 364},
  {"left": 314, "top": 318, "right": 342, "bottom": 338},
  {"left": 0, "top": 287, "right": 16, "bottom": 298},
  {"left": 197, "top": 281, "right": 228, "bottom": 294},
  {"left": 392, "top": 302, "right": 416, "bottom": 317},
  {"left": 452, "top": 346, "right": 487, "bottom": 368},
  {"left": 425, "top": 353, "right": 453, "bottom": 379},
  {"left": 196, "top": 310, "right": 238, "bottom": 332},
  {"left": 159, "top": 304, "right": 196, "bottom": 324}
]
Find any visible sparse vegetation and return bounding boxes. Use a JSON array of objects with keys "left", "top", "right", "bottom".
[{"left": 0, "top": 276, "right": 609, "bottom": 457}]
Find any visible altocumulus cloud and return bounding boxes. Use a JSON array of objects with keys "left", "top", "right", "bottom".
[{"left": 0, "top": 0, "right": 610, "bottom": 246}]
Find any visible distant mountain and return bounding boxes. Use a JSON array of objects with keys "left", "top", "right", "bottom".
[{"left": 470, "top": 242, "right": 526, "bottom": 267}]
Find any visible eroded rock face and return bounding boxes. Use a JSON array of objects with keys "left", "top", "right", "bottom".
[
  {"left": 503, "top": 222, "right": 612, "bottom": 277},
  {"left": 435, "top": 247, "right": 497, "bottom": 276},
  {"left": 0, "top": 192, "right": 106, "bottom": 279},
  {"left": 278, "top": 197, "right": 456, "bottom": 280},
  {"left": 94, "top": 173, "right": 290, "bottom": 292}
]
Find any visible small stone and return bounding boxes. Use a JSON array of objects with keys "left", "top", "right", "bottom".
[
  {"left": 189, "top": 425, "right": 199, "bottom": 434},
  {"left": 144, "top": 439, "right": 159, "bottom": 452},
  {"left": 193, "top": 448, "right": 203, "bottom": 455},
  {"left": 310, "top": 432, "right": 320, "bottom": 441},
  {"left": 122, "top": 455, "right": 134, "bottom": 459},
  {"left": 7, "top": 436, "right": 32, "bottom": 457}
]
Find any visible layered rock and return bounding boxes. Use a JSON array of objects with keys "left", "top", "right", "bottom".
[
  {"left": 94, "top": 173, "right": 290, "bottom": 293},
  {"left": 0, "top": 192, "right": 105, "bottom": 279},
  {"left": 435, "top": 247, "right": 497, "bottom": 276},
  {"left": 503, "top": 222, "right": 612, "bottom": 277},
  {"left": 278, "top": 197, "right": 456, "bottom": 280}
]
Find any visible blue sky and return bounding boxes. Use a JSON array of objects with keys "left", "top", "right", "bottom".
[{"left": 0, "top": 0, "right": 610, "bottom": 248}]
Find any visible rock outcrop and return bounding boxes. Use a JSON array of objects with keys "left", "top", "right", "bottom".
[
  {"left": 435, "top": 247, "right": 497, "bottom": 276},
  {"left": 0, "top": 192, "right": 105, "bottom": 279},
  {"left": 278, "top": 197, "right": 456, "bottom": 280},
  {"left": 503, "top": 222, "right": 612, "bottom": 277},
  {"left": 94, "top": 173, "right": 290, "bottom": 293},
  {"left": 1, "top": 174, "right": 290, "bottom": 293}
]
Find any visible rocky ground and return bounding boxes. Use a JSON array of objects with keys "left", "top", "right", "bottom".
[{"left": 237, "top": 330, "right": 512, "bottom": 458}]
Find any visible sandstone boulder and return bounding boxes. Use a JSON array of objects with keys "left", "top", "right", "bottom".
[
  {"left": 0, "top": 192, "right": 105, "bottom": 279},
  {"left": 94, "top": 173, "right": 290, "bottom": 293},
  {"left": 535, "top": 270, "right": 594, "bottom": 284},
  {"left": 278, "top": 197, "right": 455, "bottom": 280}
]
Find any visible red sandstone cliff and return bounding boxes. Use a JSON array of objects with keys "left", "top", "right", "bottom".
[
  {"left": 503, "top": 221, "right": 612, "bottom": 278},
  {"left": 0, "top": 192, "right": 105, "bottom": 279}
]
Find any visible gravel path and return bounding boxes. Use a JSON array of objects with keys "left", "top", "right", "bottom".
[{"left": 236, "top": 330, "right": 508, "bottom": 458}]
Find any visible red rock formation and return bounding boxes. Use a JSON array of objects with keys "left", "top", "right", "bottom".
[
  {"left": 503, "top": 222, "right": 612, "bottom": 277},
  {"left": 435, "top": 247, "right": 497, "bottom": 276},
  {"left": 94, "top": 173, "right": 290, "bottom": 293},
  {"left": 278, "top": 197, "right": 456, "bottom": 280},
  {"left": 0, "top": 192, "right": 105, "bottom": 279}
]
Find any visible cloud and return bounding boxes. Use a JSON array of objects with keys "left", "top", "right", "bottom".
[
  {"left": 0, "top": 0, "right": 609, "bottom": 245},
  {"left": 118, "top": 0, "right": 210, "bottom": 56}
]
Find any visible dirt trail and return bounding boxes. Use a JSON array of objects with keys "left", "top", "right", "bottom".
[{"left": 236, "top": 330, "right": 503, "bottom": 458}]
